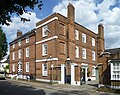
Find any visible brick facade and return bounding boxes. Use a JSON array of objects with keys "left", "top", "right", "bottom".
[
  {"left": 98, "top": 48, "right": 120, "bottom": 89},
  {"left": 10, "top": 30, "right": 36, "bottom": 79},
  {"left": 9, "top": 3, "right": 105, "bottom": 85}
]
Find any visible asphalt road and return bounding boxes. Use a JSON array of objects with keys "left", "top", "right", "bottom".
[
  {"left": 0, "top": 79, "right": 119, "bottom": 95},
  {"left": 0, "top": 79, "right": 46, "bottom": 95}
]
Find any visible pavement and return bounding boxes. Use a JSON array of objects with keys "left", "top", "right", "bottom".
[{"left": 6, "top": 78, "right": 119, "bottom": 95}]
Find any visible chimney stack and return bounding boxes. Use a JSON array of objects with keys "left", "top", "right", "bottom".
[
  {"left": 97, "top": 24, "right": 105, "bottom": 54},
  {"left": 98, "top": 24, "right": 104, "bottom": 39},
  {"left": 17, "top": 30, "right": 22, "bottom": 38},
  {"left": 67, "top": 3, "right": 75, "bottom": 24}
]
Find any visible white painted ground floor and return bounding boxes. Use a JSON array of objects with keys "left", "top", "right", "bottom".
[{"left": 10, "top": 63, "right": 98, "bottom": 86}]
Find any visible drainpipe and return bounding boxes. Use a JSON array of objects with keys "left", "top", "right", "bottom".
[{"left": 35, "top": 29, "right": 36, "bottom": 80}]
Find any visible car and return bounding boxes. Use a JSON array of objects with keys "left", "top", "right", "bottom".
[{"left": 0, "top": 71, "right": 5, "bottom": 79}]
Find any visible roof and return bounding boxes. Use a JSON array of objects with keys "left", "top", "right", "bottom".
[
  {"left": 109, "top": 59, "right": 120, "bottom": 62},
  {"left": 9, "top": 29, "right": 35, "bottom": 45},
  {"left": 105, "top": 48, "right": 120, "bottom": 55}
]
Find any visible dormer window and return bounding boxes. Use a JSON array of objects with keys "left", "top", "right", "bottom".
[{"left": 42, "top": 25, "right": 48, "bottom": 37}]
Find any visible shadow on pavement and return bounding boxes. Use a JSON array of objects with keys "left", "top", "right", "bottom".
[
  {"left": 0, "top": 81, "right": 46, "bottom": 95},
  {"left": 87, "top": 83, "right": 98, "bottom": 87}
]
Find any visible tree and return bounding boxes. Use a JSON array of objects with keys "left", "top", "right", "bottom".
[
  {"left": 0, "top": 27, "right": 8, "bottom": 60},
  {"left": 0, "top": 0, "right": 43, "bottom": 25}
]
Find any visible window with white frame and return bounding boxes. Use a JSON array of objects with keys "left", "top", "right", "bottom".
[
  {"left": 18, "top": 62, "right": 22, "bottom": 73},
  {"left": 26, "top": 37, "right": 29, "bottom": 43},
  {"left": 42, "top": 63, "right": 48, "bottom": 76},
  {"left": 18, "top": 50, "right": 21, "bottom": 59},
  {"left": 75, "top": 46, "right": 79, "bottom": 58},
  {"left": 75, "top": 30, "right": 79, "bottom": 40},
  {"left": 92, "top": 38, "right": 95, "bottom": 46},
  {"left": 111, "top": 62, "right": 120, "bottom": 80},
  {"left": 13, "top": 44, "right": 15, "bottom": 48},
  {"left": 42, "top": 25, "right": 48, "bottom": 37},
  {"left": 82, "top": 33, "right": 86, "bottom": 43},
  {"left": 42, "top": 44, "right": 48, "bottom": 56},
  {"left": 26, "top": 47, "right": 29, "bottom": 57},
  {"left": 18, "top": 41, "right": 21, "bottom": 46},
  {"left": 12, "top": 64, "right": 15, "bottom": 72},
  {"left": 82, "top": 48, "right": 86, "bottom": 59},
  {"left": 92, "top": 66, "right": 96, "bottom": 76},
  {"left": 92, "top": 51, "right": 96, "bottom": 61},
  {"left": 26, "top": 62, "right": 29, "bottom": 72},
  {"left": 12, "top": 52, "right": 15, "bottom": 60}
]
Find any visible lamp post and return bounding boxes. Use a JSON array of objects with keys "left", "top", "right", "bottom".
[{"left": 67, "top": 57, "right": 71, "bottom": 65}]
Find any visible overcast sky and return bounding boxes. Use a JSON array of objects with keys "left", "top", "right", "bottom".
[{"left": 2, "top": 0, "right": 120, "bottom": 49}]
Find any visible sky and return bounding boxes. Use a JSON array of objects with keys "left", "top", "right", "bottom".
[{"left": 2, "top": 0, "right": 120, "bottom": 49}]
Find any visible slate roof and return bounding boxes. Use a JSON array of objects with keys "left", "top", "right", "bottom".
[
  {"left": 105, "top": 48, "right": 120, "bottom": 55},
  {"left": 9, "top": 28, "right": 35, "bottom": 45}
]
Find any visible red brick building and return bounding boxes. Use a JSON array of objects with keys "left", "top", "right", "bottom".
[
  {"left": 9, "top": 29, "right": 36, "bottom": 79},
  {"left": 9, "top": 3, "right": 105, "bottom": 85},
  {"left": 98, "top": 48, "right": 120, "bottom": 89}
]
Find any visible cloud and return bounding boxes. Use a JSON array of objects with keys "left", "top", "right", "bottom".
[
  {"left": 3, "top": 12, "right": 40, "bottom": 42},
  {"left": 52, "top": 0, "right": 120, "bottom": 49}
]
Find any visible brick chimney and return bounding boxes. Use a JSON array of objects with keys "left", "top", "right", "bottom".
[
  {"left": 98, "top": 24, "right": 104, "bottom": 39},
  {"left": 66, "top": 3, "right": 75, "bottom": 59},
  {"left": 67, "top": 2, "right": 75, "bottom": 25},
  {"left": 97, "top": 24, "right": 105, "bottom": 54},
  {"left": 17, "top": 30, "right": 22, "bottom": 38}
]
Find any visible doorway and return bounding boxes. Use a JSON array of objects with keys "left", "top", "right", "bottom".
[
  {"left": 81, "top": 68, "right": 86, "bottom": 84},
  {"left": 81, "top": 64, "right": 88, "bottom": 85},
  {"left": 65, "top": 67, "right": 71, "bottom": 84}
]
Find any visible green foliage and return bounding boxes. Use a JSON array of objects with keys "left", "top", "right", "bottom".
[
  {"left": 5, "top": 64, "right": 9, "bottom": 70},
  {"left": 0, "top": 27, "right": 8, "bottom": 60},
  {"left": 0, "top": 0, "right": 43, "bottom": 25}
]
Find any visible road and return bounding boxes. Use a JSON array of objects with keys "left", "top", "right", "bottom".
[
  {"left": 0, "top": 80, "right": 46, "bottom": 95},
  {"left": 0, "top": 79, "right": 119, "bottom": 95}
]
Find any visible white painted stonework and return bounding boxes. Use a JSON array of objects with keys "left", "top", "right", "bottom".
[
  {"left": 36, "top": 36, "right": 58, "bottom": 44},
  {"left": 61, "top": 64, "right": 65, "bottom": 84},
  {"left": 81, "top": 63, "right": 88, "bottom": 82},
  {"left": 36, "top": 17, "right": 58, "bottom": 29},
  {"left": 71, "top": 63, "right": 80, "bottom": 86},
  {"left": 36, "top": 78, "right": 61, "bottom": 84},
  {"left": 36, "top": 58, "right": 58, "bottom": 62},
  {"left": 88, "top": 77, "right": 96, "bottom": 80}
]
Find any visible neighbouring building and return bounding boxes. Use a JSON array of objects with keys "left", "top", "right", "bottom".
[
  {"left": 0, "top": 55, "right": 9, "bottom": 73},
  {"left": 9, "top": 3, "right": 105, "bottom": 85},
  {"left": 9, "top": 30, "right": 36, "bottom": 79},
  {"left": 98, "top": 48, "right": 120, "bottom": 89}
]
